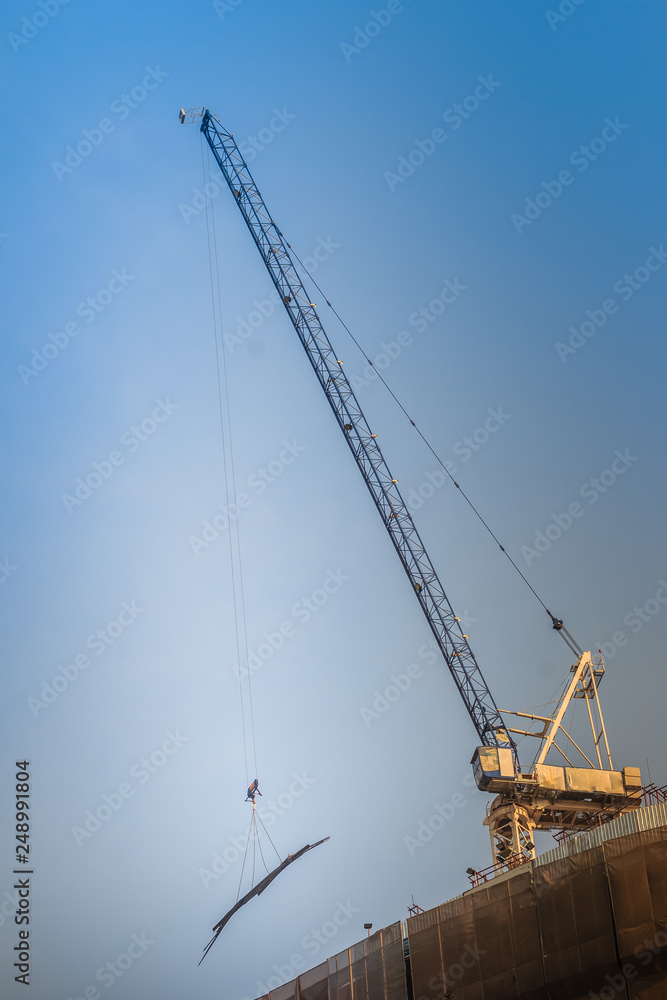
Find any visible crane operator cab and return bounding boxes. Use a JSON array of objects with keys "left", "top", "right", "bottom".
[{"left": 472, "top": 746, "right": 518, "bottom": 793}]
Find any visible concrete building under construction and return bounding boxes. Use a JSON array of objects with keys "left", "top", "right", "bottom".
[{"left": 255, "top": 802, "right": 667, "bottom": 1000}]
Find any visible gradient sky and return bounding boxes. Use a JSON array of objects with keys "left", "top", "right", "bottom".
[{"left": 1, "top": 2, "right": 666, "bottom": 998}]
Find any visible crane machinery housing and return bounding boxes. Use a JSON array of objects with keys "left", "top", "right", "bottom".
[{"left": 180, "top": 106, "right": 643, "bottom": 872}]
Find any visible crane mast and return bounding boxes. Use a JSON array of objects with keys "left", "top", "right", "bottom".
[{"left": 182, "top": 107, "right": 642, "bottom": 870}]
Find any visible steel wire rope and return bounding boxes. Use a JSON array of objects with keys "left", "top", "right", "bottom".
[
  {"left": 200, "top": 135, "right": 259, "bottom": 787},
  {"left": 279, "top": 235, "right": 583, "bottom": 656},
  {"left": 251, "top": 818, "right": 257, "bottom": 886},
  {"left": 254, "top": 823, "right": 271, "bottom": 876},
  {"left": 235, "top": 811, "right": 255, "bottom": 903},
  {"left": 254, "top": 809, "right": 283, "bottom": 866},
  {"left": 207, "top": 153, "right": 260, "bottom": 782}
]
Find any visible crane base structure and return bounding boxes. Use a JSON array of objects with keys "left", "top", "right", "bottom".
[{"left": 473, "top": 650, "right": 642, "bottom": 865}]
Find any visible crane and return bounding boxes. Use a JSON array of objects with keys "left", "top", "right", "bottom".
[{"left": 181, "top": 107, "right": 642, "bottom": 870}]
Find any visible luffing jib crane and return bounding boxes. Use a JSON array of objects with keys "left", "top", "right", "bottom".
[{"left": 181, "top": 107, "right": 642, "bottom": 868}]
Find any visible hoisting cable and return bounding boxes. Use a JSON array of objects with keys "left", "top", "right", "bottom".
[
  {"left": 279, "top": 233, "right": 582, "bottom": 657},
  {"left": 235, "top": 805, "right": 277, "bottom": 907},
  {"left": 254, "top": 821, "right": 270, "bottom": 876},
  {"left": 202, "top": 142, "right": 292, "bottom": 910},
  {"left": 251, "top": 819, "right": 256, "bottom": 887},
  {"left": 194, "top": 132, "right": 334, "bottom": 966},
  {"left": 200, "top": 134, "right": 260, "bottom": 785},
  {"left": 234, "top": 812, "right": 254, "bottom": 903},
  {"left": 254, "top": 809, "right": 283, "bottom": 866}
]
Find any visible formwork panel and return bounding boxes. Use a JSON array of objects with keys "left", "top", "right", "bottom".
[
  {"left": 380, "top": 923, "right": 410, "bottom": 1000},
  {"left": 534, "top": 847, "right": 622, "bottom": 999},
  {"left": 271, "top": 986, "right": 297, "bottom": 1000},
  {"left": 364, "top": 936, "right": 386, "bottom": 1000},
  {"left": 298, "top": 961, "right": 329, "bottom": 1000},
  {"left": 472, "top": 879, "right": 517, "bottom": 999},
  {"left": 406, "top": 906, "right": 442, "bottom": 1000},
  {"left": 351, "top": 942, "right": 369, "bottom": 1000},
  {"left": 462, "top": 871, "right": 546, "bottom": 1000},
  {"left": 606, "top": 828, "right": 667, "bottom": 993},
  {"left": 438, "top": 895, "right": 483, "bottom": 999},
  {"left": 328, "top": 950, "right": 352, "bottom": 1000},
  {"left": 508, "top": 871, "right": 546, "bottom": 999}
]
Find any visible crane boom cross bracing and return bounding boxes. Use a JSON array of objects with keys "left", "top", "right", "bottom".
[
  {"left": 183, "top": 107, "right": 643, "bottom": 870},
  {"left": 190, "top": 107, "right": 509, "bottom": 754}
]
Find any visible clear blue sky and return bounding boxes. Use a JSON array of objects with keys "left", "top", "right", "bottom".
[{"left": 1, "top": 2, "right": 666, "bottom": 998}]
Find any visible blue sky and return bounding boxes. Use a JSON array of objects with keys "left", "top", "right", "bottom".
[{"left": 1, "top": 1, "right": 666, "bottom": 997}]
